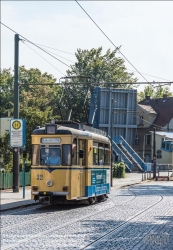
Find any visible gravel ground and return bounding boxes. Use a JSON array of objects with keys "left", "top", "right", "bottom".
[{"left": 1, "top": 182, "right": 173, "bottom": 250}]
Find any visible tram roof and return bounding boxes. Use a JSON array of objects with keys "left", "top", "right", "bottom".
[{"left": 32, "top": 123, "right": 109, "bottom": 143}]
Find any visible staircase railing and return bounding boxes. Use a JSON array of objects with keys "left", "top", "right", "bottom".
[
  {"left": 114, "top": 135, "right": 147, "bottom": 171},
  {"left": 118, "top": 144, "right": 143, "bottom": 171},
  {"left": 111, "top": 139, "right": 133, "bottom": 171}
]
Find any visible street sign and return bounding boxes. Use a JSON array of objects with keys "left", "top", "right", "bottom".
[{"left": 10, "top": 119, "right": 23, "bottom": 147}]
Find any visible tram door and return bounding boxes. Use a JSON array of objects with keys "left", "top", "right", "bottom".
[{"left": 78, "top": 139, "right": 86, "bottom": 197}]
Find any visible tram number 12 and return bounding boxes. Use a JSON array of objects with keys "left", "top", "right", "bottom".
[{"left": 37, "top": 174, "right": 43, "bottom": 180}]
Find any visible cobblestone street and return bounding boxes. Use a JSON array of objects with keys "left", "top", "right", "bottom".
[{"left": 1, "top": 181, "right": 173, "bottom": 250}]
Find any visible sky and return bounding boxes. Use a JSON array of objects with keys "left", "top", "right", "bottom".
[{"left": 1, "top": 1, "right": 173, "bottom": 92}]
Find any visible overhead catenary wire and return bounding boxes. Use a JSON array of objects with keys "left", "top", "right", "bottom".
[
  {"left": 34, "top": 43, "right": 75, "bottom": 55},
  {"left": 0, "top": 22, "right": 71, "bottom": 69},
  {"left": 2, "top": 22, "right": 172, "bottom": 85},
  {"left": 35, "top": 42, "right": 173, "bottom": 83},
  {"left": 38, "top": 47, "right": 75, "bottom": 64},
  {"left": 22, "top": 41, "right": 66, "bottom": 76},
  {"left": 75, "top": 0, "right": 149, "bottom": 83}
]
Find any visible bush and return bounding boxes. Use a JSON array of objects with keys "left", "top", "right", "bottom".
[{"left": 112, "top": 162, "right": 126, "bottom": 178}]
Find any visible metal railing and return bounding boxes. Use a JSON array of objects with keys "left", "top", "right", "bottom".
[
  {"left": 142, "top": 171, "right": 153, "bottom": 181},
  {"left": 0, "top": 171, "right": 31, "bottom": 189}
]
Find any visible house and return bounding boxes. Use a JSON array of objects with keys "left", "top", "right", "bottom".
[{"left": 135, "top": 95, "right": 173, "bottom": 163}]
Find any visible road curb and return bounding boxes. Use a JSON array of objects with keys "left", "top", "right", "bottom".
[{"left": 0, "top": 202, "right": 39, "bottom": 212}]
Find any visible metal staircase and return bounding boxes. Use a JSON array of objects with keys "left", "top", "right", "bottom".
[
  {"left": 113, "top": 135, "right": 147, "bottom": 172},
  {"left": 111, "top": 140, "right": 133, "bottom": 172}
]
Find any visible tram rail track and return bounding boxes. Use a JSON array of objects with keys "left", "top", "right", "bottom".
[
  {"left": 2, "top": 188, "right": 136, "bottom": 232},
  {"left": 82, "top": 192, "right": 163, "bottom": 249},
  {"left": 3, "top": 188, "right": 138, "bottom": 249},
  {"left": 4, "top": 187, "right": 164, "bottom": 250}
]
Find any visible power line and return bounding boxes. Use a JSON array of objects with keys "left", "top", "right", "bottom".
[
  {"left": 32, "top": 43, "right": 173, "bottom": 82},
  {"left": 75, "top": 0, "right": 149, "bottom": 83},
  {"left": 39, "top": 47, "right": 75, "bottom": 64},
  {"left": 22, "top": 41, "right": 66, "bottom": 76},
  {"left": 34, "top": 43, "right": 75, "bottom": 55},
  {"left": 1, "top": 22, "right": 172, "bottom": 86},
  {"left": 126, "top": 69, "right": 172, "bottom": 82},
  {"left": 0, "top": 22, "right": 71, "bottom": 69}
]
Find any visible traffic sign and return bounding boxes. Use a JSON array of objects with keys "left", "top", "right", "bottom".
[{"left": 10, "top": 119, "right": 24, "bottom": 147}]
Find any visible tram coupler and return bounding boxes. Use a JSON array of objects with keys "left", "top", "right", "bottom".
[{"left": 39, "top": 196, "right": 51, "bottom": 205}]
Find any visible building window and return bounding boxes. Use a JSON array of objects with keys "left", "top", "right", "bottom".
[
  {"left": 135, "top": 135, "right": 139, "bottom": 145},
  {"left": 145, "top": 135, "right": 151, "bottom": 145},
  {"left": 166, "top": 143, "right": 170, "bottom": 150},
  {"left": 139, "top": 116, "right": 144, "bottom": 125}
]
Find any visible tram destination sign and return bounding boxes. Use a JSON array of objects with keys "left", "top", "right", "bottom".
[{"left": 10, "top": 119, "right": 25, "bottom": 148}]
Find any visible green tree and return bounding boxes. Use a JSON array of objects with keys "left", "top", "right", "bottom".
[
  {"left": 0, "top": 68, "right": 14, "bottom": 117},
  {"left": 138, "top": 84, "right": 173, "bottom": 102},
  {"left": 18, "top": 67, "right": 62, "bottom": 151},
  {"left": 0, "top": 132, "right": 13, "bottom": 172},
  {"left": 62, "top": 47, "right": 137, "bottom": 122},
  {"left": 0, "top": 66, "right": 62, "bottom": 167}
]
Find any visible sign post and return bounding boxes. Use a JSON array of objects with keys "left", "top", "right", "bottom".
[{"left": 10, "top": 118, "right": 26, "bottom": 196}]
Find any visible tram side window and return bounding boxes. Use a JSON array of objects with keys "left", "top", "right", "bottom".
[
  {"left": 104, "top": 144, "right": 110, "bottom": 165},
  {"left": 32, "top": 145, "right": 39, "bottom": 166},
  {"left": 72, "top": 138, "right": 77, "bottom": 165},
  {"left": 62, "top": 144, "right": 71, "bottom": 166},
  {"left": 93, "top": 142, "right": 98, "bottom": 165},
  {"left": 99, "top": 143, "right": 104, "bottom": 165}
]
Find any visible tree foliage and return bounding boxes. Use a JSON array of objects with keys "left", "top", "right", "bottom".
[
  {"left": 0, "top": 67, "right": 62, "bottom": 171},
  {"left": 0, "top": 47, "right": 139, "bottom": 171},
  {"left": 62, "top": 47, "right": 137, "bottom": 122},
  {"left": 138, "top": 84, "right": 173, "bottom": 102},
  {"left": 0, "top": 132, "right": 13, "bottom": 172}
]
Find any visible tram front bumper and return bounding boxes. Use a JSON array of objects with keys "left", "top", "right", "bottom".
[{"left": 32, "top": 191, "right": 70, "bottom": 204}]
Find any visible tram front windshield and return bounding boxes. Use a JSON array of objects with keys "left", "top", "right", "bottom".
[{"left": 40, "top": 145, "right": 61, "bottom": 166}]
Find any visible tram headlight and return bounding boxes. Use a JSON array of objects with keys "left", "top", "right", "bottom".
[{"left": 46, "top": 180, "right": 53, "bottom": 187}]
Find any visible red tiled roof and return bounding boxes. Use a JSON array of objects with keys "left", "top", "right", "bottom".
[{"left": 138, "top": 96, "right": 173, "bottom": 130}]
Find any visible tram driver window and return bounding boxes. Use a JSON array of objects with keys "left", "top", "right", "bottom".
[{"left": 40, "top": 145, "right": 61, "bottom": 166}]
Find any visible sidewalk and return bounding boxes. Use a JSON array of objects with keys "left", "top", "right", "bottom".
[
  {"left": 0, "top": 187, "right": 36, "bottom": 212},
  {"left": 0, "top": 173, "right": 149, "bottom": 212},
  {"left": 113, "top": 172, "right": 146, "bottom": 189}
]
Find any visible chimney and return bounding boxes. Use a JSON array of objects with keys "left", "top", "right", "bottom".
[
  {"left": 145, "top": 96, "right": 150, "bottom": 102},
  {"left": 162, "top": 94, "right": 167, "bottom": 102}
]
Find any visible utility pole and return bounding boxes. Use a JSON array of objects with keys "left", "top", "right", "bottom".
[
  {"left": 153, "top": 127, "right": 156, "bottom": 178},
  {"left": 110, "top": 98, "right": 113, "bottom": 187},
  {"left": 13, "top": 34, "right": 20, "bottom": 192}
]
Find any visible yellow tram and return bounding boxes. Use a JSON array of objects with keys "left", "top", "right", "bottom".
[{"left": 31, "top": 121, "right": 111, "bottom": 204}]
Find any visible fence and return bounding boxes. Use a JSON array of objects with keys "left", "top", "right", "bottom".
[{"left": 0, "top": 171, "right": 31, "bottom": 189}]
